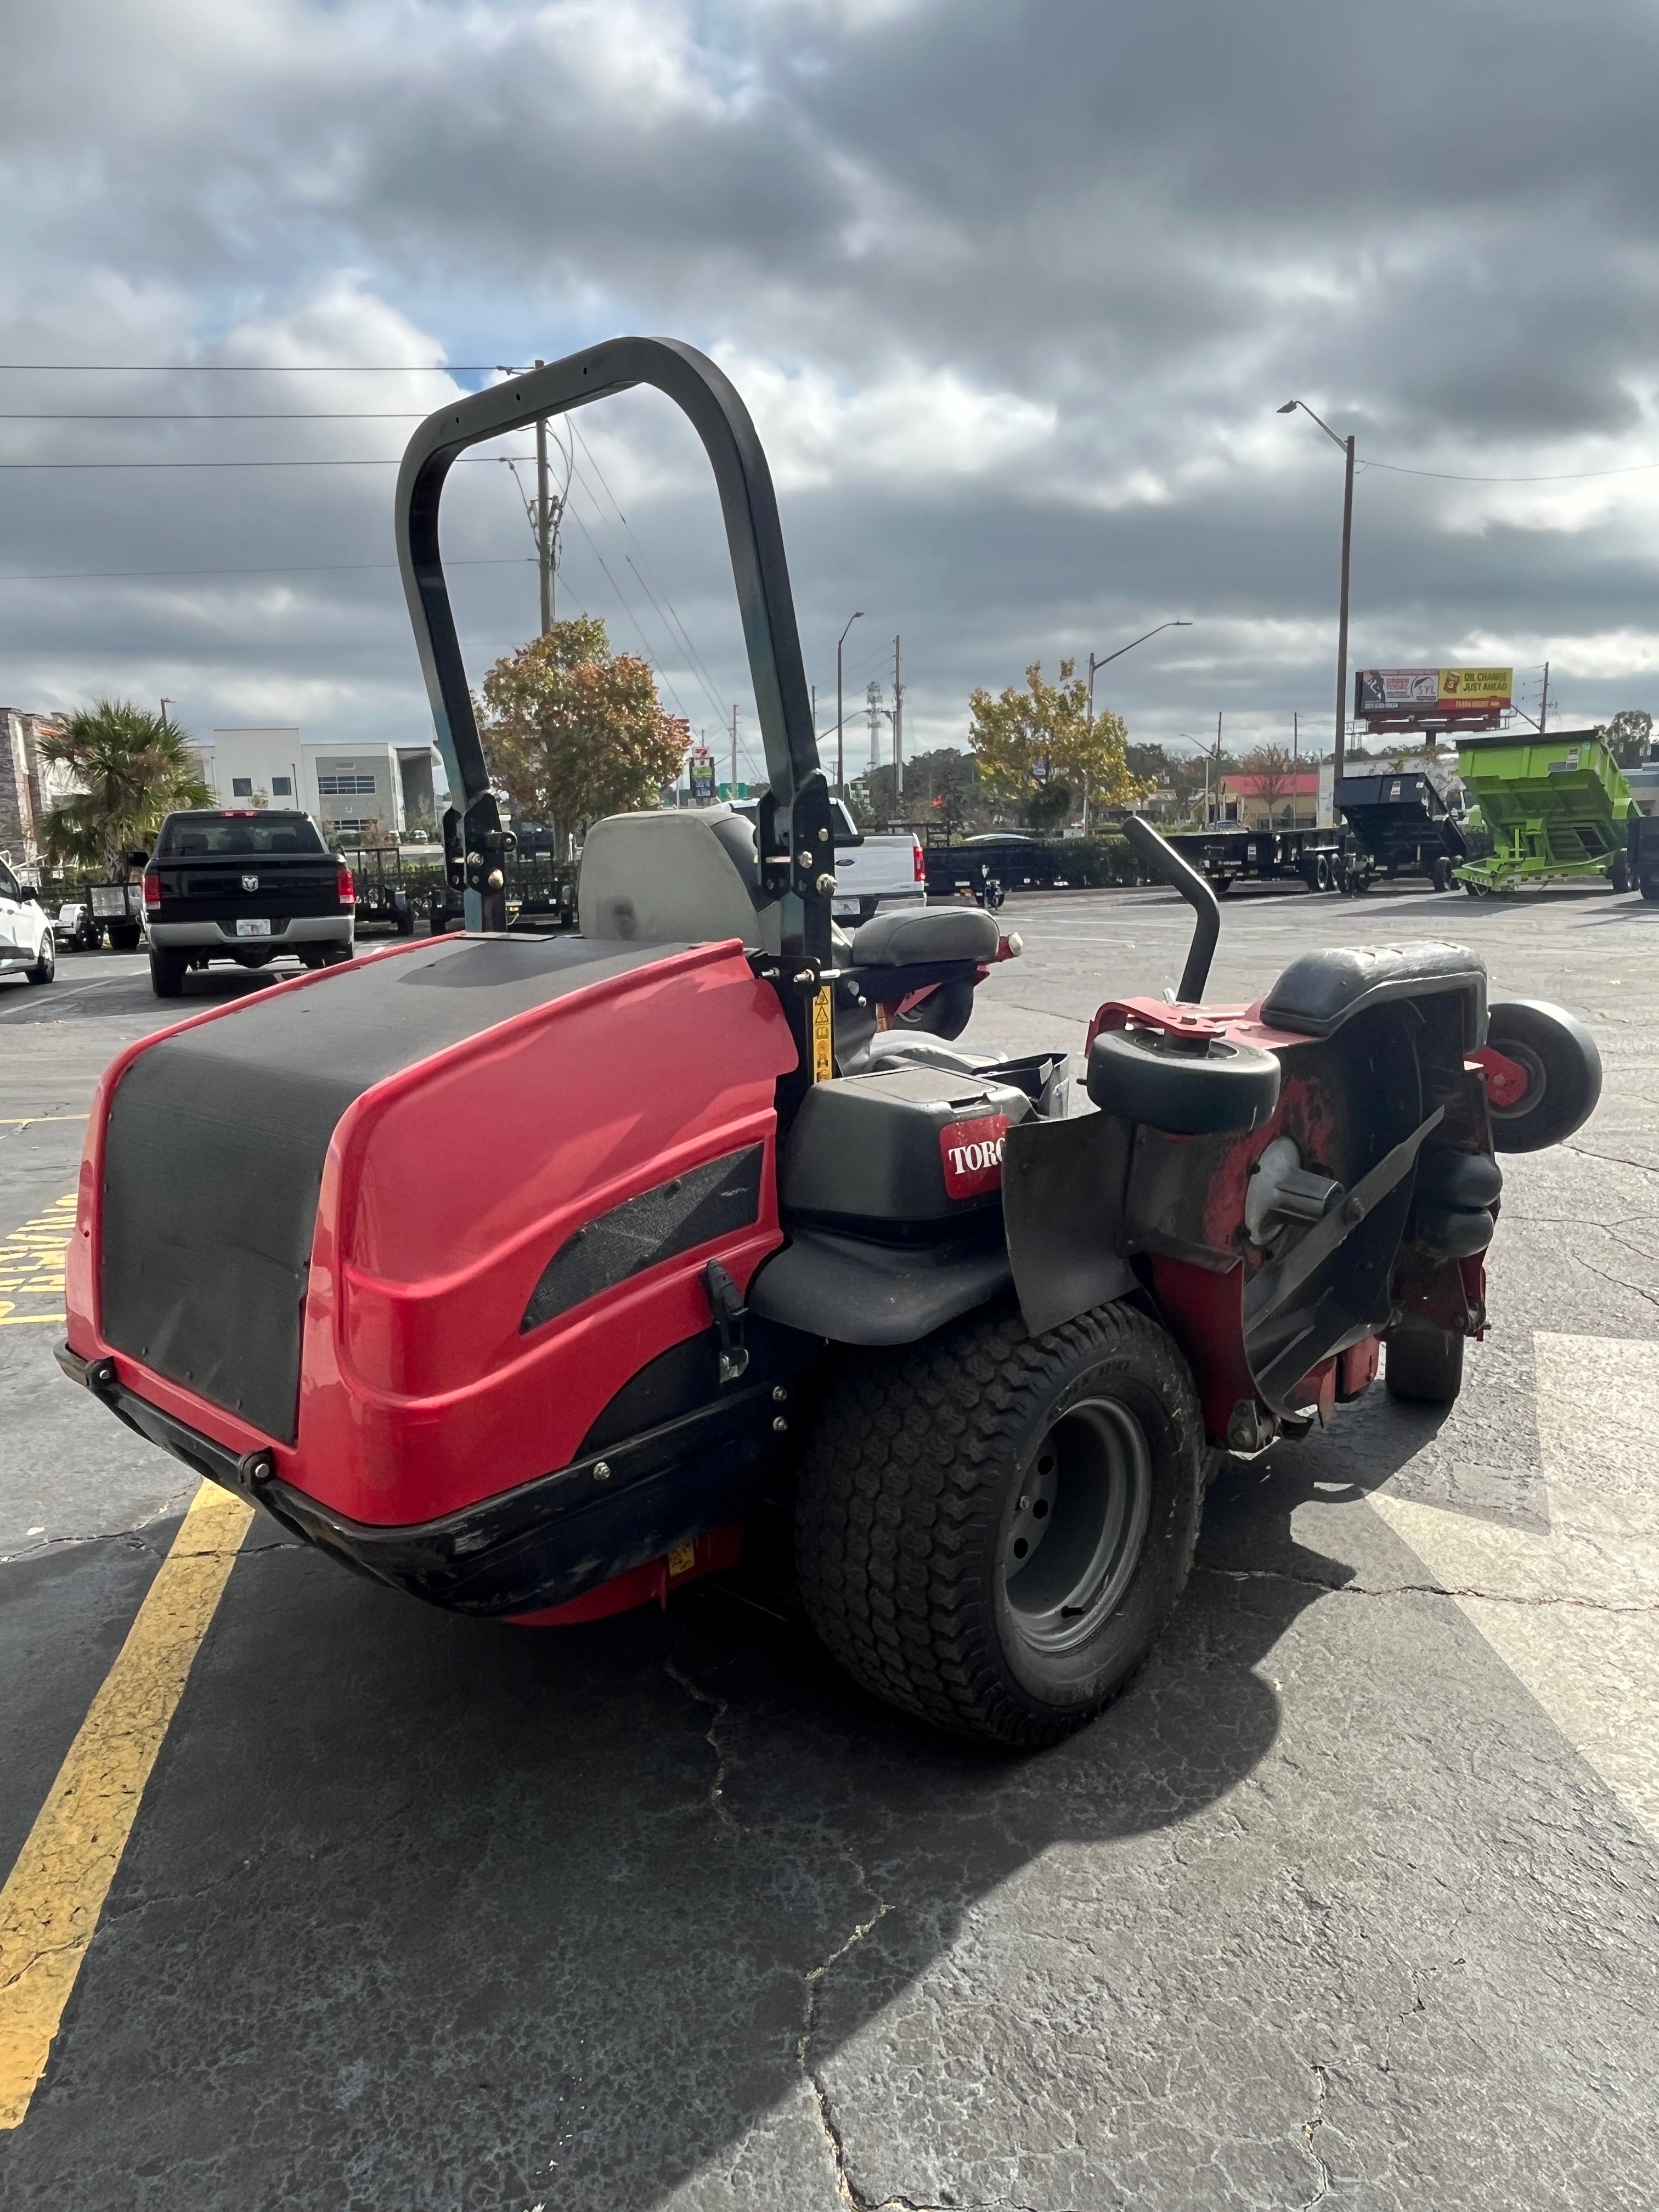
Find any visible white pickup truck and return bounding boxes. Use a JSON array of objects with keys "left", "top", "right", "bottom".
[
  {"left": 729, "top": 803, "right": 925, "bottom": 922},
  {"left": 830, "top": 831, "right": 926, "bottom": 922}
]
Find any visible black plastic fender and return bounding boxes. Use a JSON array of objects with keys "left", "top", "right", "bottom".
[{"left": 1001, "top": 1112, "right": 1137, "bottom": 1338}]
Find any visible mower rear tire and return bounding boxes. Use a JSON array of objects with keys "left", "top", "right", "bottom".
[
  {"left": 794, "top": 1303, "right": 1206, "bottom": 1748},
  {"left": 1385, "top": 1319, "right": 1464, "bottom": 1406},
  {"left": 1088, "top": 1026, "right": 1280, "bottom": 1135},
  {"left": 1484, "top": 998, "right": 1602, "bottom": 1153}
]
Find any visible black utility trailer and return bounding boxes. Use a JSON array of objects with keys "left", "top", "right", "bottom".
[
  {"left": 922, "top": 835, "right": 1062, "bottom": 904},
  {"left": 1164, "top": 822, "right": 1348, "bottom": 894},
  {"left": 427, "top": 850, "right": 575, "bottom": 935},
  {"left": 341, "top": 845, "right": 416, "bottom": 935},
  {"left": 1337, "top": 772, "right": 1466, "bottom": 893}
]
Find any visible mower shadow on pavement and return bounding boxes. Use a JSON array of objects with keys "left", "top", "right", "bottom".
[{"left": 0, "top": 1480, "right": 1370, "bottom": 2210}]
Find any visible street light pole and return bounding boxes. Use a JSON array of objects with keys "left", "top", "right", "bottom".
[
  {"left": 1083, "top": 619, "right": 1193, "bottom": 832},
  {"left": 1279, "top": 399, "right": 1355, "bottom": 783},
  {"left": 836, "top": 610, "right": 864, "bottom": 799}
]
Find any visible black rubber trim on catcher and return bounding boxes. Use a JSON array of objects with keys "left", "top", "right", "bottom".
[
  {"left": 56, "top": 1348, "right": 783, "bottom": 1616},
  {"left": 1483, "top": 998, "right": 1603, "bottom": 1154},
  {"left": 793, "top": 1301, "right": 1205, "bottom": 1748},
  {"left": 1087, "top": 1027, "right": 1281, "bottom": 1136},
  {"left": 521, "top": 1145, "right": 764, "bottom": 1333}
]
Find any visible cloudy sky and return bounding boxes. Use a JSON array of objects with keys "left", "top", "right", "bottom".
[{"left": 5, "top": 0, "right": 1659, "bottom": 789}]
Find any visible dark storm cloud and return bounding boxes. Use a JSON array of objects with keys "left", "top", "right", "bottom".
[{"left": 3, "top": 0, "right": 1659, "bottom": 758}]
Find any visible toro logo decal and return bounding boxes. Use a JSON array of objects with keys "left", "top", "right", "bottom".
[{"left": 940, "top": 1114, "right": 1010, "bottom": 1200}]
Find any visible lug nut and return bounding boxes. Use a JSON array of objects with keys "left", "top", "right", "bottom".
[
  {"left": 772, "top": 1385, "right": 788, "bottom": 1402},
  {"left": 594, "top": 1460, "right": 612, "bottom": 1481},
  {"left": 772, "top": 1415, "right": 788, "bottom": 1432}
]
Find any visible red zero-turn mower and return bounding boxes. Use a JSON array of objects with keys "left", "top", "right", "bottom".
[{"left": 59, "top": 341, "right": 1604, "bottom": 1746}]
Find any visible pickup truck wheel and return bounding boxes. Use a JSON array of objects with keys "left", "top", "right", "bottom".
[
  {"left": 149, "top": 949, "right": 186, "bottom": 998},
  {"left": 25, "top": 934, "right": 54, "bottom": 985},
  {"left": 794, "top": 1304, "right": 1205, "bottom": 1747},
  {"left": 1385, "top": 1319, "right": 1464, "bottom": 1405}
]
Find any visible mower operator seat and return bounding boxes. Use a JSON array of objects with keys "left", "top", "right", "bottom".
[{"left": 578, "top": 808, "right": 772, "bottom": 949}]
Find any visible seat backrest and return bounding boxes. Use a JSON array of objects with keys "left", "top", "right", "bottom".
[{"left": 578, "top": 809, "right": 770, "bottom": 945}]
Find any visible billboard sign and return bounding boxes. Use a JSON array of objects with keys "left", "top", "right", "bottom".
[
  {"left": 689, "top": 750, "right": 716, "bottom": 803},
  {"left": 1356, "top": 668, "right": 1513, "bottom": 721}
]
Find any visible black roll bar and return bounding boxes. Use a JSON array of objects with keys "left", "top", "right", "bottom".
[
  {"left": 394, "top": 337, "right": 830, "bottom": 947},
  {"left": 1121, "top": 815, "right": 1220, "bottom": 1003}
]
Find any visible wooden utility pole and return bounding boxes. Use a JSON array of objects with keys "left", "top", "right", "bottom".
[
  {"left": 1335, "top": 435, "right": 1355, "bottom": 782},
  {"left": 730, "top": 704, "right": 739, "bottom": 794},
  {"left": 892, "top": 635, "right": 903, "bottom": 787},
  {"left": 533, "top": 361, "right": 553, "bottom": 635}
]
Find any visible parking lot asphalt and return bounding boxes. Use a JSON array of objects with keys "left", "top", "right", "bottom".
[{"left": 2, "top": 888, "right": 1657, "bottom": 2211}]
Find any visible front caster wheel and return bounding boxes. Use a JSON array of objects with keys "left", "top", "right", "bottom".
[
  {"left": 1385, "top": 1319, "right": 1465, "bottom": 1405},
  {"left": 795, "top": 1304, "right": 1206, "bottom": 1747}
]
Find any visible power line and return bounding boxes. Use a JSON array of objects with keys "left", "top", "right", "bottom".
[
  {"left": 560, "top": 494, "right": 695, "bottom": 728},
  {"left": 0, "top": 368, "right": 490, "bottom": 382},
  {"left": 1362, "top": 455, "right": 1659, "bottom": 485},
  {"left": 0, "top": 558, "right": 533, "bottom": 583},
  {"left": 0, "top": 454, "right": 534, "bottom": 470},
  {"left": 568, "top": 425, "right": 733, "bottom": 724},
  {"left": 0, "top": 410, "right": 438, "bottom": 420}
]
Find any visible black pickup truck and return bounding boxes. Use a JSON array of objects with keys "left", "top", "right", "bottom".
[{"left": 141, "top": 809, "right": 357, "bottom": 997}]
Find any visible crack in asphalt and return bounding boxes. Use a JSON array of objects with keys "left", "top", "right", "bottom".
[
  {"left": 798, "top": 1850, "right": 896, "bottom": 2212},
  {"left": 1198, "top": 1565, "right": 1658, "bottom": 1614},
  {"left": 1570, "top": 1250, "right": 1659, "bottom": 1308},
  {"left": 661, "top": 1657, "right": 740, "bottom": 1831},
  {"left": 1562, "top": 1140, "right": 1659, "bottom": 1177},
  {"left": 1297, "top": 2063, "right": 1331, "bottom": 2210}
]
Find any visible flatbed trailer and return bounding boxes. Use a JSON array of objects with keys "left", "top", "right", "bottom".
[
  {"left": 1164, "top": 822, "right": 1348, "bottom": 894},
  {"left": 1336, "top": 771, "right": 1466, "bottom": 892}
]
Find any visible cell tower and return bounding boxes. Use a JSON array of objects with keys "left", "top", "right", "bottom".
[{"left": 866, "top": 680, "right": 885, "bottom": 775}]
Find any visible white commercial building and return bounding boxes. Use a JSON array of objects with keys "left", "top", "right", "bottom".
[{"left": 193, "top": 730, "right": 441, "bottom": 842}]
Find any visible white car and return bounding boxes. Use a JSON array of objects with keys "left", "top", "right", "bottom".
[{"left": 0, "top": 855, "right": 56, "bottom": 986}]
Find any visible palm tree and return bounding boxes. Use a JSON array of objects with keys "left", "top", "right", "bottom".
[{"left": 38, "top": 700, "right": 212, "bottom": 881}]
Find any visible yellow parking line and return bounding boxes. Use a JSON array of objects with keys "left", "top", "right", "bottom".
[
  {"left": 0, "top": 1195, "right": 74, "bottom": 1331},
  {"left": 0, "top": 1480, "right": 255, "bottom": 2129}
]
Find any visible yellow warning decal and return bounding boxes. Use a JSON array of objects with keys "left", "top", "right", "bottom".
[
  {"left": 667, "top": 1542, "right": 697, "bottom": 1578},
  {"left": 810, "top": 986, "right": 834, "bottom": 1082}
]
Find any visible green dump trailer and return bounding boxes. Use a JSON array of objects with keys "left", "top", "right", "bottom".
[{"left": 1453, "top": 729, "right": 1633, "bottom": 895}]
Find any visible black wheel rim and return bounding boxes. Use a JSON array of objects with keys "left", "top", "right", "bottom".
[{"left": 1001, "top": 1398, "right": 1153, "bottom": 1655}]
